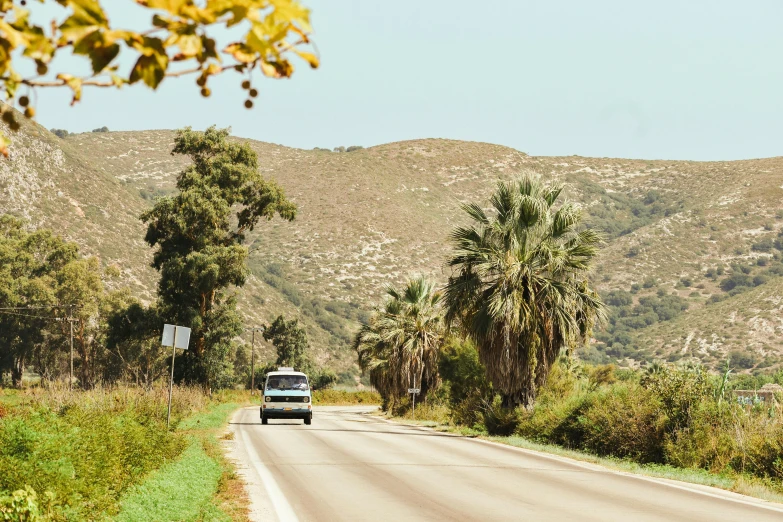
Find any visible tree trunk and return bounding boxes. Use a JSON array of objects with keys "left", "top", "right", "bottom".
[
  {"left": 502, "top": 387, "right": 536, "bottom": 410},
  {"left": 11, "top": 356, "right": 24, "bottom": 388}
]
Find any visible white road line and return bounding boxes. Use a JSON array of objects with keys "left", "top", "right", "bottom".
[{"left": 239, "top": 425, "right": 299, "bottom": 522}]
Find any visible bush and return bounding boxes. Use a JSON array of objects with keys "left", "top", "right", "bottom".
[
  {"left": 346, "top": 145, "right": 363, "bottom": 152},
  {"left": 91, "top": 126, "right": 109, "bottom": 133},
  {"left": 577, "top": 384, "right": 666, "bottom": 462},
  {"left": 482, "top": 396, "right": 520, "bottom": 436},
  {"left": 312, "top": 389, "right": 381, "bottom": 405},
  {"left": 720, "top": 274, "right": 752, "bottom": 292},
  {"left": 438, "top": 338, "right": 490, "bottom": 407},
  {"left": 310, "top": 369, "right": 338, "bottom": 390},
  {"left": 752, "top": 239, "right": 775, "bottom": 253},
  {"left": 50, "top": 128, "right": 69, "bottom": 138},
  {"left": 0, "top": 486, "right": 42, "bottom": 521}
]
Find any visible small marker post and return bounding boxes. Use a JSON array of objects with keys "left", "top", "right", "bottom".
[{"left": 162, "top": 324, "right": 191, "bottom": 429}]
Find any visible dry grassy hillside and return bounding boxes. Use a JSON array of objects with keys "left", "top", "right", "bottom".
[{"left": 4, "top": 126, "right": 783, "bottom": 373}]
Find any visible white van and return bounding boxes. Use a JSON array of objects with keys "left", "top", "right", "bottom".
[{"left": 260, "top": 367, "right": 313, "bottom": 425}]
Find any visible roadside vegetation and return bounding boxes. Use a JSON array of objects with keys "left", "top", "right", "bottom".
[
  {"left": 354, "top": 174, "right": 783, "bottom": 499},
  {"left": 0, "top": 386, "right": 250, "bottom": 521}
]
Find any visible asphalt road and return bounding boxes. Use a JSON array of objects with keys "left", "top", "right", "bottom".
[{"left": 229, "top": 405, "right": 783, "bottom": 522}]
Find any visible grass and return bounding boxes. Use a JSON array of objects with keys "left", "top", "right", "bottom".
[
  {"left": 0, "top": 386, "right": 252, "bottom": 522},
  {"left": 117, "top": 394, "right": 251, "bottom": 522},
  {"left": 116, "top": 439, "right": 225, "bottom": 522}
]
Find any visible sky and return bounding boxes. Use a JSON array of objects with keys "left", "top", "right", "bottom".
[{"left": 29, "top": 0, "right": 783, "bottom": 161}]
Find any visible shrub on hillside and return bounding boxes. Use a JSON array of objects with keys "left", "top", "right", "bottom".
[
  {"left": 91, "top": 126, "right": 109, "bottom": 133},
  {"left": 50, "top": 128, "right": 69, "bottom": 138}
]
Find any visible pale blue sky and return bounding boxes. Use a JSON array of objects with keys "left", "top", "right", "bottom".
[{"left": 30, "top": 0, "right": 783, "bottom": 160}]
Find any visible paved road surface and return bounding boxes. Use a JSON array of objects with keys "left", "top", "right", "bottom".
[{"left": 229, "top": 406, "right": 783, "bottom": 522}]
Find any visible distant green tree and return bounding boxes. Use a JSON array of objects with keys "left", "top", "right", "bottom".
[
  {"left": 50, "top": 128, "right": 69, "bottom": 139},
  {"left": 91, "top": 126, "right": 109, "bottom": 133},
  {"left": 141, "top": 126, "right": 296, "bottom": 389},
  {"left": 0, "top": 215, "right": 117, "bottom": 388},
  {"left": 355, "top": 277, "right": 444, "bottom": 407},
  {"left": 264, "top": 315, "right": 310, "bottom": 371},
  {"left": 104, "top": 292, "right": 167, "bottom": 389},
  {"left": 0, "top": 216, "right": 73, "bottom": 386}
]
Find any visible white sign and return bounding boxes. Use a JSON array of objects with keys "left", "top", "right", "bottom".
[
  {"left": 161, "top": 324, "right": 175, "bottom": 347},
  {"left": 161, "top": 324, "right": 191, "bottom": 350},
  {"left": 408, "top": 388, "right": 421, "bottom": 394},
  {"left": 175, "top": 327, "right": 191, "bottom": 349}
]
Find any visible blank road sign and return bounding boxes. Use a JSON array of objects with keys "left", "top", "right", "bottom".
[
  {"left": 408, "top": 388, "right": 421, "bottom": 394},
  {"left": 175, "top": 327, "right": 191, "bottom": 349},
  {"left": 161, "top": 324, "right": 191, "bottom": 349},
  {"left": 161, "top": 324, "right": 175, "bottom": 347}
]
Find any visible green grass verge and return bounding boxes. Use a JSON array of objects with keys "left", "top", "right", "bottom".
[
  {"left": 116, "top": 400, "right": 246, "bottom": 522},
  {"left": 116, "top": 438, "right": 226, "bottom": 522}
]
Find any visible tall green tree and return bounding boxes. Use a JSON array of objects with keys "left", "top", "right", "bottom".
[
  {"left": 443, "top": 175, "right": 606, "bottom": 408},
  {"left": 141, "top": 126, "right": 296, "bottom": 389},
  {"left": 355, "top": 277, "right": 444, "bottom": 407}
]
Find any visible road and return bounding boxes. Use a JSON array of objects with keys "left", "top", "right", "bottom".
[{"left": 228, "top": 405, "right": 783, "bottom": 522}]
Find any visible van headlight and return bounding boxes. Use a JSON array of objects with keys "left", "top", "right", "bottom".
[
  {"left": 303, "top": 396, "right": 310, "bottom": 403},
  {"left": 265, "top": 396, "right": 271, "bottom": 402}
]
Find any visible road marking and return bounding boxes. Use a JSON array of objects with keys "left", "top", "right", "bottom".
[{"left": 239, "top": 425, "right": 299, "bottom": 522}]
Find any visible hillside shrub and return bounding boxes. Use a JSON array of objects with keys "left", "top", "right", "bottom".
[
  {"left": 91, "top": 126, "right": 109, "bottom": 133},
  {"left": 720, "top": 274, "right": 752, "bottom": 292},
  {"left": 50, "top": 128, "right": 69, "bottom": 138}
]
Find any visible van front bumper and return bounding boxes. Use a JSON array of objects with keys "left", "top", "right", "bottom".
[{"left": 261, "top": 405, "right": 311, "bottom": 418}]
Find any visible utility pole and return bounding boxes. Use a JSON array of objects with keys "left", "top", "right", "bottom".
[
  {"left": 68, "top": 306, "right": 74, "bottom": 391},
  {"left": 248, "top": 326, "right": 265, "bottom": 395}
]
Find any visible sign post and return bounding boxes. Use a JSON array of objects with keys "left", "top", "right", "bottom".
[
  {"left": 408, "top": 386, "right": 421, "bottom": 419},
  {"left": 162, "top": 324, "right": 191, "bottom": 429}
]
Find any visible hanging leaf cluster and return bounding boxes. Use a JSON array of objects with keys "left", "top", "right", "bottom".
[{"left": 0, "top": 0, "right": 318, "bottom": 155}]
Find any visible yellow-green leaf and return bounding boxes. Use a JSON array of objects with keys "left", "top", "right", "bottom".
[
  {"left": 59, "top": 0, "right": 109, "bottom": 43},
  {"left": 56, "top": 73, "right": 83, "bottom": 105},
  {"left": 293, "top": 49, "right": 318, "bottom": 69},
  {"left": 224, "top": 42, "right": 256, "bottom": 64},
  {"left": 128, "top": 52, "right": 168, "bottom": 88}
]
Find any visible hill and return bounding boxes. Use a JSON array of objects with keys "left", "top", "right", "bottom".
[{"left": 3, "top": 123, "right": 783, "bottom": 375}]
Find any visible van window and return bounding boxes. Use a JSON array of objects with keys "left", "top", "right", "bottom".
[{"left": 266, "top": 375, "right": 309, "bottom": 391}]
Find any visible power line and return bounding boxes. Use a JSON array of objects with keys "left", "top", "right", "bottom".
[
  {"left": 0, "top": 310, "right": 61, "bottom": 320},
  {"left": 0, "top": 304, "right": 80, "bottom": 310}
]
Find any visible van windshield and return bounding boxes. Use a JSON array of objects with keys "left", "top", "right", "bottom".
[{"left": 266, "top": 375, "right": 309, "bottom": 391}]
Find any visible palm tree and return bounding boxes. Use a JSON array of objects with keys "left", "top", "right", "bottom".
[
  {"left": 443, "top": 175, "right": 605, "bottom": 408},
  {"left": 355, "top": 277, "right": 444, "bottom": 408}
]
